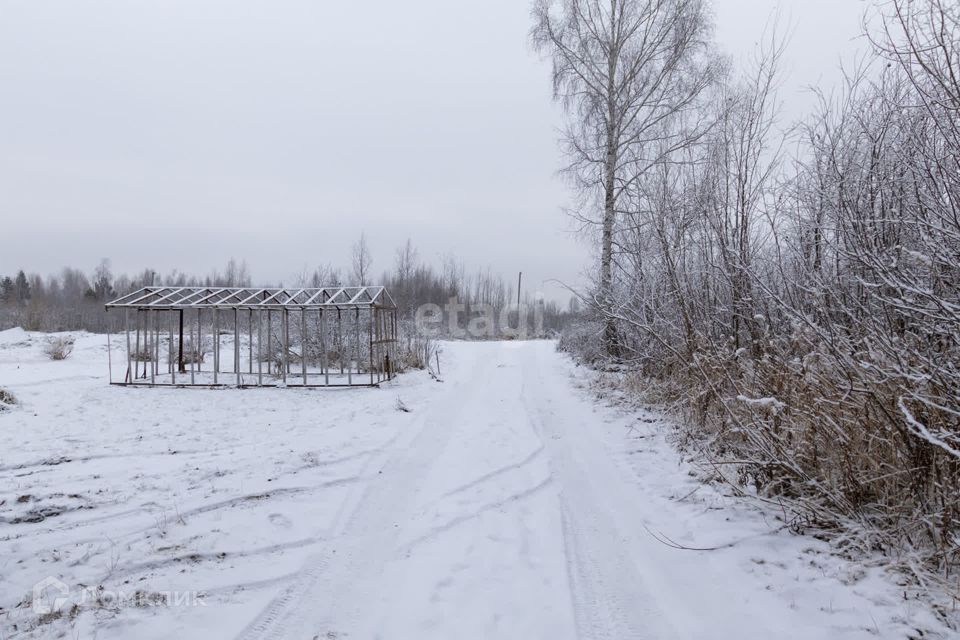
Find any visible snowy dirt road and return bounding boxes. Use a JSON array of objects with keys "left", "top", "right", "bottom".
[{"left": 0, "top": 333, "right": 946, "bottom": 639}]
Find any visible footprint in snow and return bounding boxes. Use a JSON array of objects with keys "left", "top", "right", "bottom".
[{"left": 268, "top": 513, "right": 292, "bottom": 528}]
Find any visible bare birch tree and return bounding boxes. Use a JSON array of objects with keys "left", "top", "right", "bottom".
[
  {"left": 532, "top": 0, "right": 718, "bottom": 355},
  {"left": 351, "top": 232, "right": 373, "bottom": 286}
]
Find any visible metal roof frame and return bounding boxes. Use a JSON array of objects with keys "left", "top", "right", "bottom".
[{"left": 106, "top": 286, "right": 397, "bottom": 311}]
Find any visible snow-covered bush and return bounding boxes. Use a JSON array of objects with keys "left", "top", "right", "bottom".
[
  {"left": 557, "top": 320, "right": 605, "bottom": 365},
  {"left": 43, "top": 336, "right": 75, "bottom": 360},
  {"left": 394, "top": 332, "right": 436, "bottom": 373},
  {"left": 179, "top": 338, "right": 207, "bottom": 365},
  {"left": 0, "top": 388, "right": 16, "bottom": 411},
  {"left": 131, "top": 348, "right": 153, "bottom": 362}
]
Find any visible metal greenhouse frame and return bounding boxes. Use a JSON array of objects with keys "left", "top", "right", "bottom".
[{"left": 104, "top": 286, "right": 398, "bottom": 388}]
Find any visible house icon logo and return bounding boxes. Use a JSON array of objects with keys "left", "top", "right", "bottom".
[{"left": 32, "top": 576, "right": 69, "bottom": 615}]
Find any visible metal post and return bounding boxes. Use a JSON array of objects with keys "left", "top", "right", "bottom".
[
  {"left": 125, "top": 309, "right": 132, "bottom": 384},
  {"left": 148, "top": 311, "right": 153, "bottom": 380},
  {"left": 321, "top": 309, "right": 329, "bottom": 386},
  {"left": 146, "top": 310, "right": 152, "bottom": 379},
  {"left": 190, "top": 313, "right": 196, "bottom": 385},
  {"left": 348, "top": 307, "right": 360, "bottom": 385},
  {"left": 135, "top": 310, "right": 142, "bottom": 380},
  {"left": 338, "top": 310, "right": 344, "bottom": 375},
  {"left": 297, "top": 307, "right": 307, "bottom": 385},
  {"left": 235, "top": 308, "right": 241, "bottom": 387},
  {"left": 178, "top": 309, "right": 185, "bottom": 374},
  {"left": 214, "top": 309, "right": 219, "bottom": 385},
  {"left": 196, "top": 309, "right": 202, "bottom": 374},
  {"left": 267, "top": 309, "right": 272, "bottom": 376},
  {"left": 157, "top": 311, "right": 162, "bottom": 378},
  {"left": 143, "top": 311, "right": 148, "bottom": 381},
  {"left": 367, "top": 308, "right": 373, "bottom": 386},
  {"left": 373, "top": 308, "right": 379, "bottom": 384},
  {"left": 286, "top": 310, "right": 291, "bottom": 375},
  {"left": 282, "top": 308, "right": 289, "bottom": 384},
  {"left": 156, "top": 311, "right": 161, "bottom": 379},
  {"left": 167, "top": 313, "right": 172, "bottom": 375},
  {"left": 257, "top": 308, "right": 263, "bottom": 386},
  {"left": 373, "top": 309, "right": 377, "bottom": 383},
  {"left": 150, "top": 311, "right": 156, "bottom": 385},
  {"left": 170, "top": 312, "right": 176, "bottom": 385},
  {"left": 145, "top": 311, "right": 150, "bottom": 380},
  {"left": 356, "top": 307, "right": 362, "bottom": 377},
  {"left": 248, "top": 309, "right": 253, "bottom": 375}
]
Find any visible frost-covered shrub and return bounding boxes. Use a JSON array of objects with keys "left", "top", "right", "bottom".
[
  {"left": 394, "top": 332, "right": 436, "bottom": 373},
  {"left": 179, "top": 338, "right": 207, "bottom": 365},
  {"left": 557, "top": 321, "right": 605, "bottom": 365},
  {"left": 0, "top": 388, "right": 16, "bottom": 410},
  {"left": 131, "top": 348, "right": 153, "bottom": 362},
  {"left": 43, "top": 336, "right": 75, "bottom": 360}
]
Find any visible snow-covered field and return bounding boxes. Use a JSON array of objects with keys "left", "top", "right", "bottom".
[{"left": 0, "top": 328, "right": 951, "bottom": 639}]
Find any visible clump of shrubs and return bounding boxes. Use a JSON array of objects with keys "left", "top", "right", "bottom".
[
  {"left": 179, "top": 339, "right": 207, "bottom": 365},
  {"left": 43, "top": 336, "right": 75, "bottom": 361},
  {"left": 131, "top": 348, "right": 153, "bottom": 362},
  {"left": 0, "top": 388, "right": 16, "bottom": 411},
  {"left": 393, "top": 332, "right": 437, "bottom": 374},
  {"left": 557, "top": 321, "right": 606, "bottom": 365}
]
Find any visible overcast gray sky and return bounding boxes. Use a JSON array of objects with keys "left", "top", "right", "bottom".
[{"left": 0, "top": 0, "right": 868, "bottom": 300}]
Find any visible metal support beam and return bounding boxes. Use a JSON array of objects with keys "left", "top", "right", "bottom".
[
  {"left": 337, "top": 310, "right": 344, "bottom": 376},
  {"left": 321, "top": 310, "right": 329, "bottom": 386},
  {"left": 301, "top": 307, "right": 308, "bottom": 386},
  {"left": 178, "top": 309, "right": 185, "bottom": 373},
  {"left": 213, "top": 309, "right": 219, "bottom": 385},
  {"left": 196, "top": 309, "right": 202, "bottom": 374},
  {"left": 125, "top": 309, "right": 132, "bottom": 384},
  {"left": 235, "top": 308, "right": 241, "bottom": 387},
  {"left": 150, "top": 311, "right": 156, "bottom": 385},
  {"left": 257, "top": 308, "right": 263, "bottom": 386},
  {"left": 190, "top": 311, "right": 196, "bottom": 385},
  {"left": 170, "top": 312, "right": 176, "bottom": 384},
  {"left": 282, "top": 308, "right": 289, "bottom": 384}
]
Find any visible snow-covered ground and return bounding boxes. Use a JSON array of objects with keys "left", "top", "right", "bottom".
[{"left": 0, "top": 328, "right": 951, "bottom": 639}]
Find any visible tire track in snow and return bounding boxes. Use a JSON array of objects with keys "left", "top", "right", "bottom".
[
  {"left": 234, "top": 350, "right": 486, "bottom": 640},
  {"left": 519, "top": 343, "right": 677, "bottom": 640},
  {"left": 437, "top": 443, "right": 545, "bottom": 501},
  {"left": 5, "top": 479, "right": 361, "bottom": 550},
  {"left": 401, "top": 475, "right": 554, "bottom": 552},
  {"left": 105, "top": 538, "right": 321, "bottom": 581}
]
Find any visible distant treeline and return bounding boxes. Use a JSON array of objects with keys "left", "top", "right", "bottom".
[{"left": 0, "top": 237, "right": 576, "bottom": 336}]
